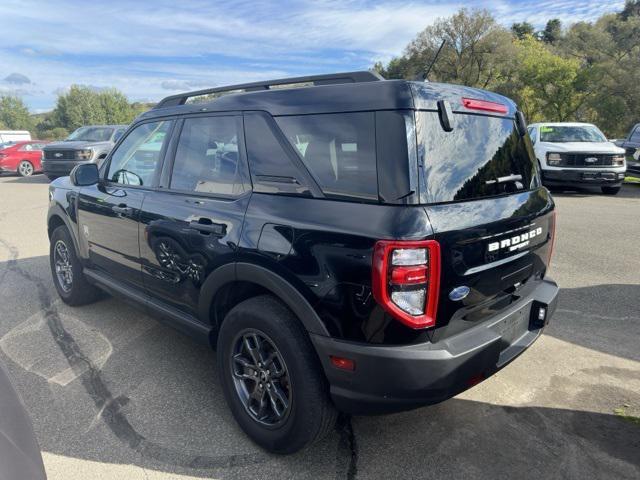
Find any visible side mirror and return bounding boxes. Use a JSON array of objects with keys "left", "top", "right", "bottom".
[{"left": 70, "top": 163, "right": 100, "bottom": 186}]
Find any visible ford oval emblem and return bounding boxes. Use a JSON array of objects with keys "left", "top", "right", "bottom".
[{"left": 449, "top": 286, "right": 470, "bottom": 302}]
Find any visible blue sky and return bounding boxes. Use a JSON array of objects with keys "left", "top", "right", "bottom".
[{"left": 0, "top": 0, "right": 625, "bottom": 112}]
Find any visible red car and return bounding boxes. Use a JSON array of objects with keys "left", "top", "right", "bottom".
[{"left": 0, "top": 141, "right": 49, "bottom": 177}]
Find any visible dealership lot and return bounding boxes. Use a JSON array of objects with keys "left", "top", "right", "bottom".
[{"left": 0, "top": 174, "right": 638, "bottom": 480}]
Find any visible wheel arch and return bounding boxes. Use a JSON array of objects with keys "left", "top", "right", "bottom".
[
  {"left": 199, "top": 262, "right": 330, "bottom": 341},
  {"left": 47, "top": 208, "right": 81, "bottom": 258}
]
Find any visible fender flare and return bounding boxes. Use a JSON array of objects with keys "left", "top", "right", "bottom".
[
  {"left": 198, "top": 262, "right": 330, "bottom": 337},
  {"left": 47, "top": 204, "right": 82, "bottom": 258}
]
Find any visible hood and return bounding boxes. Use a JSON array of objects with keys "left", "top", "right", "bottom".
[
  {"left": 43, "top": 140, "right": 112, "bottom": 150},
  {"left": 539, "top": 141, "right": 625, "bottom": 154}
]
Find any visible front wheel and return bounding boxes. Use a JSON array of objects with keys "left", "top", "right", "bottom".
[
  {"left": 18, "top": 160, "right": 34, "bottom": 177},
  {"left": 601, "top": 186, "right": 621, "bottom": 195},
  {"left": 217, "top": 295, "right": 336, "bottom": 454},
  {"left": 49, "top": 226, "right": 102, "bottom": 305}
]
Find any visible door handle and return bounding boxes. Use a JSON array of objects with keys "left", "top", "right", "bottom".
[
  {"left": 188, "top": 219, "right": 226, "bottom": 236},
  {"left": 112, "top": 204, "right": 134, "bottom": 216}
]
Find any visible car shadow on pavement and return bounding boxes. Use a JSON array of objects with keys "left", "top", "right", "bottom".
[{"left": 1, "top": 256, "right": 639, "bottom": 479}]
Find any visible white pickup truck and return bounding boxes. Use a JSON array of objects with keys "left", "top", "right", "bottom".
[{"left": 528, "top": 122, "right": 626, "bottom": 195}]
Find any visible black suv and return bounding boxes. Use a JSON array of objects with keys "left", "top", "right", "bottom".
[{"left": 47, "top": 71, "right": 558, "bottom": 453}]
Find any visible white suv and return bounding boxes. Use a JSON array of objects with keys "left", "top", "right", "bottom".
[{"left": 528, "top": 122, "right": 626, "bottom": 195}]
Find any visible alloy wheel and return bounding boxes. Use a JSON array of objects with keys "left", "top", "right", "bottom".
[
  {"left": 18, "top": 161, "right": 33, "bottom": 177},
  {"left": 230, "top": 329, "right": 292, "bottom": 427},
  {"left": 53, "top": 240, "right": 73, "bottom": 292}
]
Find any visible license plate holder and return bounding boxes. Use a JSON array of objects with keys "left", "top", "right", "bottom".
[{"left": 493, "top": 306, "right": 529, "bottom": 347}]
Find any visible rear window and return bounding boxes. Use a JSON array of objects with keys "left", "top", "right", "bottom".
[
  {"left": 276, "top": 112, "right": 377, "bottom": 200},
  {"left": 417, "top": 112, "right": 538, "bottom": 203}
]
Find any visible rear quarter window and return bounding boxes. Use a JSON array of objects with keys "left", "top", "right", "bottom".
[
  {"left": 416, "top": 112, "right": 539, "bottom": 204},
  {"left": 276, "top": 112, "right": 377, "bottom": 201}
]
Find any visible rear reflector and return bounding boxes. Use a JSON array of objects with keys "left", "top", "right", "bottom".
[
  {"left": 462, "top": 97, "right": 508, "bottom": 114},
  {"left": 372, "top": 240, "right": 441, "bottom": 329},
  {"left": 330, "top": 356, "right": 355, "bottom": 371}
]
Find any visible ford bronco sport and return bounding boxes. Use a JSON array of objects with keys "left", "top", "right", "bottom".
[{"left": 47, "top": 71, "right": 558, "bottom": 453}]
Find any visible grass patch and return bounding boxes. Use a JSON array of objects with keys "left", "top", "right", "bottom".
[
  {"left": 624, "top": 176, "right": 640, "bottom": 183},
  {"left": 614, "top": 406, "right": 640, "bottom": 425}
]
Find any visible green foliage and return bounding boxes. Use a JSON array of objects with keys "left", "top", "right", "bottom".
[
  {"left": 542, "top": 19, "right": 562, "bottom": 44},
  {"left": 507, "top": 36, "right": 589, "bottom": 122},
  {"left": 375, "top": 6, "right": 640, "bottom": 137},
  {"left": 512, "top": 22, "right": 535, "bottom": 39},
  {"left": 0, "top": 96, "right": 33, "bottom": 131},
  {"left": 52, "top": 85, "right": 137, "bottom": 131}
]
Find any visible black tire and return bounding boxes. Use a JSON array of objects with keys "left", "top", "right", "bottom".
[
  {"left": 17, "top": 160, "right": 34, "bottom": 177},
  {"left": 601, "top": 186, "right": 620, "bottom": 195},
  {"left": 49, "top": 225, "right": 101, "bottom": 306},
  {"left": 217, "top": 295, "right": 336, "bottom": 454}
]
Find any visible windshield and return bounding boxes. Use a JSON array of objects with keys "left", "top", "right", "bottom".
[
  {"left": 66, "top": 127, "right": 114, "bottom": 142},
  {"left": 540, "top": 125, "right": 606, "bottom": 143}
]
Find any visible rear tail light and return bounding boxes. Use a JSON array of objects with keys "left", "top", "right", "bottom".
[
  {"left": 462, "top": 97, "right": 508, "bottom": 114},
  {"left": 372, "top": 240, "right": 440, "bottom": 329}
]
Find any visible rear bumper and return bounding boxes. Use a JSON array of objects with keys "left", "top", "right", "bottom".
[
  {"left": 311, "top": 278, "right": 559, "bottom": 414},
  {"left": 542, "top": 168, "right": 625, "bottom": 187},
  {"left": 41, "top": 160, "right": 85, "bottom": 176}
]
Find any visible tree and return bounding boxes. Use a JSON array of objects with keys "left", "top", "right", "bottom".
[
  {"left": 620, "top": 0, "right": 640, "bottom": 20},
  {"left": 542, "top": 19, "right": 562, "bottom": 44},
  {"left": 0, "top": 96, "right": 33, "bottom": 131},
  {"left": 507, "top": 36, "right": 590, "bottom": 122},
  {"left": 511, "top": 22, "right": 535, "bottom": 39},
  {"left": 396, "top": 9, "right": 515, "bottom": 88},
  {"left": 53, "top": 85, "right": 137, "bottom": 131}
]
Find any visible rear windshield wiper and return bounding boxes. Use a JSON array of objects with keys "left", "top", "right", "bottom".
[{"left": 485, "top": 174, "right": 523, "bottom": 190}]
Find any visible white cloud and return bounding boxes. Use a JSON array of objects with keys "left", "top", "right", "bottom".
[{"left": 0, "top": 0, "right": 627, "bottom": 110}]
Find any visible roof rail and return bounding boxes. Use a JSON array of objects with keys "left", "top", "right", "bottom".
[{"left": 154, "top": 70, "right": 385, "bottom": 109}]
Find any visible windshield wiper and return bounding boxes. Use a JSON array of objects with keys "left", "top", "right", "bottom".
[{"left": 485, "top": 174, "right": 523, "bottom": 190}]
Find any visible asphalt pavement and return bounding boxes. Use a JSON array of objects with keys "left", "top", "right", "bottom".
[{"left": 0, "top": 173, "right": 638, "bottom": 480}]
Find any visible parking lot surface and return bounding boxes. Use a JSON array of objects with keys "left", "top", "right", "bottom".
[{"left": 0, "top": 174, "right": 639, "bottom": 480}]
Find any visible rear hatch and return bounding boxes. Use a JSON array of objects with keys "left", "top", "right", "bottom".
[{"left": 410, "top": 83, "right": 555, "bottom": 339}]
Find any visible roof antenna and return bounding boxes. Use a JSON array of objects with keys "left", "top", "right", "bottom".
[{"left": 422, "top": 39, "right": 446, "bottom": 81}]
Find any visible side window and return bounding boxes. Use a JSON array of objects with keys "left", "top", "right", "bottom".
[
  {"left": 170, "top": 116, "right": 244, "bottom": 196},
  {"left": 113, "top": 128, "right": 126, "bottom": 142},
  {"left": 630, "top": 127, "right": 640, "bottom": 143},
  {"left": 19, "top": 144, "right": 33, "bottom": 151},
  {"left": 276, "top": 112, "right": 377, "bottom": 200},
  {"left": 107, "top": 120, "right": 172, "bottom": 186}
]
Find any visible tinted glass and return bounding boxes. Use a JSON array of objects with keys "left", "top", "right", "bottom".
[
  {"left": 170, "top": 116, "right": 243, "bottom": 196},
  {"left": 67, "top": 127, "right": 114, "bottom": 142},
  {"left": 539, "top": 125, "right": 606, "bottom": 142},
  {"left": 417, "top": 112, "right": 538, "bottom": 203},
  {"left": 276, "top": 112, "right": 377, "bottom": 200},
  {"left": 107, "top": 120, "right": 171, "bottom": 186},
  {"left": 630, "top": 127, "right": 640, "bottom": 142}
]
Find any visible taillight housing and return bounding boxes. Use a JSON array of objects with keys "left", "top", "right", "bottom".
[
  {"left": 372, "top": 240, "right": 441, "bottom": 329},
  {"left": 462, "top": 97, "right": 508, "bottom": 114}
]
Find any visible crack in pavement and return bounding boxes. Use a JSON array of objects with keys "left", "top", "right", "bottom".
[
  {"left": 335, "top": 414, "right": 358, "bottom": 480},
  {"left": 0, "top": 238, "right": 267, "bottom": 471}
]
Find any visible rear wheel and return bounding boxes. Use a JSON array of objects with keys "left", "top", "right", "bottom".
[
  {"left": 17, "top": 160, "right": 34, "bottom": 177},
  {"left": 49, "top": 225, "right": 102, "bottom": 305},
  {"left": 217, "top": 295, "right": 336, "bottom": 453},
  {"left": 601, "top": 186, "right": 620, "bottom": 195}
]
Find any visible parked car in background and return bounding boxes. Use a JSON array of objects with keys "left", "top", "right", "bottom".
[
  {"left": 528, "top": 122, "right": 626, "bottom": 195},
  {"left": 614, "top": 123, "right": 640, "bottom": 177},
  {"left": 41, "top": 124, "right": 127, "bottom": 180},
  {"left": 0, "top": 130, "right": 31, "bottom": 143},
  {"left": 0, "top": 140, "right": 49, "bottom": 176}
]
